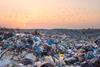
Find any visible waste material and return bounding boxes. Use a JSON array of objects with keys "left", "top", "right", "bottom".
[{"left": 0, "top": 31, "right": 100, "bottom": 67}]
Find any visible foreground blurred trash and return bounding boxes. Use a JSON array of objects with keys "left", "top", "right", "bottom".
[{"left": 0, "top": 31, "right": 100, "bottom": 67}]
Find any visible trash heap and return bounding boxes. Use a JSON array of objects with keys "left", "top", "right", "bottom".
[{"left": 0, "top": 31, "right": 100, "bottom": 67}]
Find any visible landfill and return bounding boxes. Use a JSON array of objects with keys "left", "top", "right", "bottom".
[{"left": 0, "top": 30, "right": 100, "bottom": 67}]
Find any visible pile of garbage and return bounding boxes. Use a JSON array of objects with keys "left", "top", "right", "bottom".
[{"left": 0, "top": 31, "right": 100, "bottom": 67}]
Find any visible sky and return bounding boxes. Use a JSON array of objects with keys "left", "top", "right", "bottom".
[{"left": 0, "top": 0, "right": 100, "bottom": 29}]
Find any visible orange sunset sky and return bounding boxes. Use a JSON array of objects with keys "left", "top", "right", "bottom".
[{"left": 0, "top": 0, "right": 100, "bottom": 29}]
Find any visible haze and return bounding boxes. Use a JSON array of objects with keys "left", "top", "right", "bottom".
[{"left": 0, "top": 0, "right": 100, "bottom": 29}]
